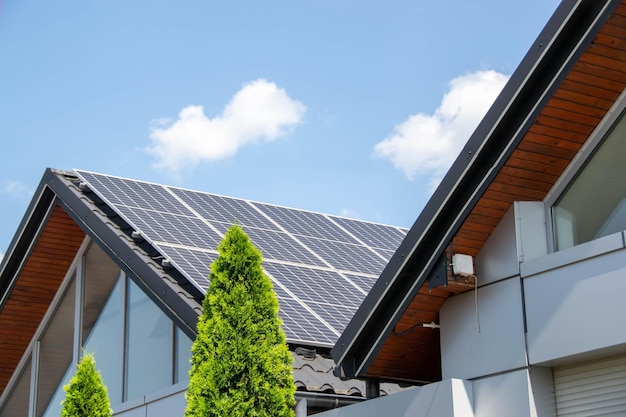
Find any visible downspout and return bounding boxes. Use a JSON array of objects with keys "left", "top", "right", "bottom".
[
  {"left": 365, "top": 380, "right": 380, "bottom": 399},
  {"left": 295, "top": 399, "right": 307, "bottom": 417},
  {"left": 295, "top": 391, "right": 366, "bottom": 416}
]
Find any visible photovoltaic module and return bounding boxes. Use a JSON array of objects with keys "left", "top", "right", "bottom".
[{"left": 75, "top": 170, "right": 407, "bottom": 347}]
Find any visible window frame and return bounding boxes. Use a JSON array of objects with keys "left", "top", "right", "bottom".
[
  {"left": 0, "top": 237, "right": 193, "bottom": 416},
  {"left": 544, "top": 88, "right": 626, "bottom": 253}
]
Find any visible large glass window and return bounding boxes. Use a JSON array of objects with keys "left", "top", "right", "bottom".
[
  {"left": 175, "top": 327, "right": 193, "bottom": 383},
  {"left": 0, "top": 358, "right": 31, "bottom": 417},
  {"left": 82, "top": 243, "right": 124, "bottom": 405},
  {"left": 0, "top": 240, "right": 196, "bottom": 415},
  {"left": 83, "top": 279, "right": 124, "bottom": 404},
  {"left": 554, "top": 111, "right": 626, "bottom": 250},
  {"left": 38, "top": 276, "right": 75, "bottom": 417},
  {"left": 125, "top": 279, "right": 174, "bottom": 401}
]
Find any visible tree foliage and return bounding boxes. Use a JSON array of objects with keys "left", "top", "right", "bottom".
[
  {"left": 61, "top": 352, "right": 112, "bottom": 417},
  {"left": 185, "top": 225, "right": 295, "bottom": 417}
]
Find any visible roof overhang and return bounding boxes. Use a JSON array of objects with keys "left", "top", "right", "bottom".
[
  {"left": 0, "top": 169, "right": 202, "bottom": 393},
  {"left": 332, "top": 0, "right": 626, "bottom": 383}
]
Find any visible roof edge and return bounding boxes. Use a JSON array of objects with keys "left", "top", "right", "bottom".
[
  {"left": 46, "top": 169, "right": 202, "bottom": 337},
  {"left": 0, "top": 168, "right": 59, "bottom": 310},
  {"left": 331, "top": 0, "right": 621, "bottom": 381}
]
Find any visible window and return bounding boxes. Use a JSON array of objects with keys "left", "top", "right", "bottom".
[
  {"left": 554, "top": 110, "right": 626, "bottom": 250},
  {"left": 0, "top": 358, "right": 31, "bottom": 417},
  {"left": 82, "top": 243, "right": 124, "bottom": 405},
  {"left": 125, "top": 279, "right": 193, "bottom": 400},
  {"left": 176, "top": 327, "right": 193, "bottom": 383},
  {"left": 0, "top": 240, "right": 195, "bottom": 416},
  {"left": 38, "top": 275, "right": 75, "bottom": 417},
  {"left": 125, "top": 279, "right": 174, "bottom": 400}
]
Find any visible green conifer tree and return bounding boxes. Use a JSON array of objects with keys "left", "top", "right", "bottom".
[
  {"left": 61, "top": 352, "right": 112, "bottom": 417},
  {"left": 185, "top": 225, "right": 295, "bottom": 417}
]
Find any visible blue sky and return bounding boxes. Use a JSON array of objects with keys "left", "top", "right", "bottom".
[{"left": 0, "top": 0, "right": 560, "bottom": 259}]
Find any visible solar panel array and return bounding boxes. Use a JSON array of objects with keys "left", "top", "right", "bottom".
[{"left": 75, "top": 170, "right": 408, "bottom": 347}]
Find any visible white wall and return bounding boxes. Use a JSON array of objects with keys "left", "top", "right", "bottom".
[
  {"left": 524, "top": 232, "right": 626, "bottom": 365},
  {"left": 314, "top": 379, "right": 474, "bottom": 417},
  {"left": 529, "top": 366, "right": 556, "bottom": 417},
  {"left": 440, "top": 277, "right": 527, "bottom": 380},
  {"left": 475, "top": 202, "right": 547, "bottom": 285},
  {"left": 114, "top": 383, "right": 187, "bottom": 417},
  {"left": 439, "top": 201, "right": 555, "bottom": 416},
  {"left": 473, "top": 370, "right": 531, "bottom": 417},
  {"left": 475, "top": 206, "right": 518, "bottom": 284},
  {"left": 473, "top": 368, "right": 555, "bottom": 417}
]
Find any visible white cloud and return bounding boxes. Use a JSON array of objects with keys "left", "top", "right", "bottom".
[
  {"left": 2, "top": 180, "right": 34, "bottom": 201},
  {"left": 373, "top": 70, "right": 509, "bottom": 190},
  {"left": 147, "top": 79, "right": 306, "bottom": 174}
]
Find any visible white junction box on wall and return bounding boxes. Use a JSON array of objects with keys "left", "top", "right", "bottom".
[{"left": 452, "top": 254, "right": 474, "bottom": 277}]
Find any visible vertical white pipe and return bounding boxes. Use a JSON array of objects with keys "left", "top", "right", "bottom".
[{"left": 295, "top": 398, "right": 308, "bottom": 417}]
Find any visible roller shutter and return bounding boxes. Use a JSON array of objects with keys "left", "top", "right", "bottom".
[{"left": 554, "top": 354, "right": 626, "bottom": 416}]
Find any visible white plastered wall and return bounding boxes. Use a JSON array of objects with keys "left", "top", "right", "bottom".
[
  {"left": 473, "top": 368, "right": 554, "bottom": 417},
  {"left": 523, "top": 231, "right": 626, "bottom": 365},
  {"left": 441, "top": 202, "right": 556, "bottom": 416},
  {"left": 314, "top": 379, "right": 474, "bottom": 417}
]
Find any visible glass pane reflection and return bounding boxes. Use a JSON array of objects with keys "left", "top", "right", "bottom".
[
  {"left": 38, "top": 276, "right": 75, "bottom": 417},
  {"left": 125, "top": 279, "right": 173, "bottom": 401}
]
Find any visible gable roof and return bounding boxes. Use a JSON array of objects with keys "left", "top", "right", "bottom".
[
  {"left": 331, "top": 0, "right": 626, "bottom": 384},
  {"left": 0, "top": 168, "right": 407, "bottom": 397}
]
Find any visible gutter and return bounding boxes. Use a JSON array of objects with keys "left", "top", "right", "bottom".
[{"left": 295, "top": 391, "right": 365, "bottom": 417}]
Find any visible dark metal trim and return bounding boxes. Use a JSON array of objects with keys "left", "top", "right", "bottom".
[
  {"left": 0, "top": 172, "right": 57, "bottom": 312},
  {"left": 331, "top": 0, "right": 621, "bottom": 381},
  {"left": 294, "top": 391, "right": 365, "bottom": 409},
  {"left": 43, "top": 169, "right": 201, "bottom": 338}
]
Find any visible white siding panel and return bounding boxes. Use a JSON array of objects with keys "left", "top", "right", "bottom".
[
  {"left": 554, "top": 355, "right": 626, "bottom": 416},
  {"left": 440, "top": 278, "right": 526, "bottom": 380},
  {"left": 524, "top": 248, "right": 626, "bottom": 364},
  {"left": 475, "top": 207, "right": 519, "bottom": 284}
]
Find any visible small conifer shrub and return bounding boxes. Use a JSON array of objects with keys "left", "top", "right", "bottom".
[
  {"left": 61, "top": 352, "right": 112, "bottom": 417},
  {"left": 185, "top": 224, "right": 295, "bottom": 417}
]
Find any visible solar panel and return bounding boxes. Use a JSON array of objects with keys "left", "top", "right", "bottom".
[
  {"left": 342, "top": 273, "right": 379, "bottom": 293},
  {"left": 75, "top": 169, "right": 408, "bottom": 347},
  {"left": 263, "top": 263, "right": 365, "bottom": 308},
  {"left": 121, "top": 208, "right": 223, "bottom": 250},
  {"left": 216, "top": 224, "right": 328, "bottom": 267},
  {"left": 253, "top": 202, "right": 356, "bottom": 242},
  {"left": 306, "top": 302, "right": 357, "bottom": 335},
  {"left": 271, "top": 285, "right": 337, "bottom": 346},
  {"left": 157, "top": 245, "right": 217, "bottom": 290},
  {"left": 297, "top": 237, "right": 390, "bottom": 275},
  {"left": 170, "top": 188, "right": 277, "bottom": 229},
  {"left": 78, "top": 171, "right": 192, "bottom": 216},
  {"left": 329, "top": 216, "right": 407, "bottom": 250}
]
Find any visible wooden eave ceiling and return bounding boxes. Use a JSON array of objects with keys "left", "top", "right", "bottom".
[
  {"left": 0, "top": 205, "right": 85, "bottom": 393},
  {"left": 365, "top": 2, "right": 626, "bottom": 383}
]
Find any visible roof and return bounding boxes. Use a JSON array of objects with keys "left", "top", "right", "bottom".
[
  {"left": 331, "top": 0, "right": 626, "bottom": 384},
  {"left": 0, "top": 168, "right": 407, "bottom": 397},
  {"left": 291, "top": 348, "right": 403, "bottom": 397}
]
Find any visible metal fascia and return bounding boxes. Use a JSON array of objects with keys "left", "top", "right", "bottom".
[
  {"left": 333, "top": 0, "right": 619, "bottom": 379},
  {"left": 45, "top": 170, "right": 201, "bottom": 337}
]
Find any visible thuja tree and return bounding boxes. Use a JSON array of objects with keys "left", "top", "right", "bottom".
[
  {"left": 61, "top": 352, "right": 112, "bottom": 417},
  {"left": 185, "top": 225, "right": 295, "bottom": 417}
]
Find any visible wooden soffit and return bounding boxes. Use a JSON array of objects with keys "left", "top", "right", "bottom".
[
  {"left": 0, "top": 204, "right": 85, "bottom": 393},
  {"left": 365, "top": 1, "right": 626, "bottom": 383}
]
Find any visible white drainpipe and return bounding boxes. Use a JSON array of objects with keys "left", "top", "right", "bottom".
[{"left": 295, "top": 398, "right": 308, "bottom": 417}]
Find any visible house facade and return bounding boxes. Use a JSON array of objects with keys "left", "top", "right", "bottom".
[
  {"left": 328, "top": 0, "right": 626, "bottom": 416},
  {"left": 0, "top": 169, "right": 406, "bottom": 417}
]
